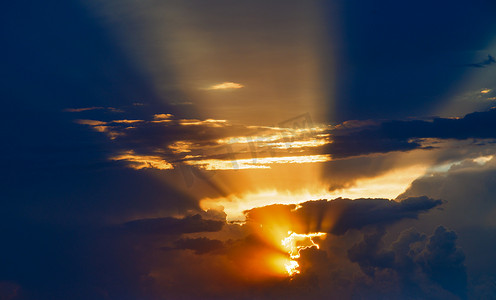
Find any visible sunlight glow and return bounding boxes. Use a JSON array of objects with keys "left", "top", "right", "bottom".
[
  {"left": 201, "top": 190, "right": 332, "bottom": 221},
  {"left": 178, "top": 119, "right": 228, "bottom": 126},
  {"left": 188, "top": 154, "right": 331, "bottom": 170},
  {"left": 201, "top": 164, "right": 428, "bottom": 221},
  {"left": 284, "top": 260, "right": 300, "bottom": 276},
  {"left": 207, "top": 82, "right": 244, "bottom": 90},
  {"left": 215, "top": 129, "right": 330, "bottom": 152},
  {"left": 281, "top": 231, "right": 327, "bottom": 276},
  {"left": 473, "top": 155, "right": 493, "bottom": 165},
  {"left": 282, "top": 231, "right": 327, "bottom": 259}
]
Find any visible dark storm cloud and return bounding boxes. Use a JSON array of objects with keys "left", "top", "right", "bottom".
[
  {"left": 348, "top": 226, "right": 467, "bottom": 299},
  {"left": 328, "top": 129, "right": 420, "bottom": 158},
  {"left": 420, "top": 226, "right": 467, "bottom": 297},
  {"left": 302, "top": 197, "right": 442, "bottom": 235},
  {"left": 246, "top": 196, "right": 442, "bottom": 235},
  {"left": 387, "top": 157, "right": 496, "bottom": 298},
  {"left": 327, "top": 108, "right": 496, "bottom": 158}
]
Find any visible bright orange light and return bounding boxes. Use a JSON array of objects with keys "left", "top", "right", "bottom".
[
  {"left": 201, "top": 163, "right": 429, "bottom": 221},
  {"left": 281, "top": 231, "right": 326, "bottom": 276},
  {"left": 284, "top": 260, "right": 300, "bottom": 276},
  {"left": 235, "top": 249, "right": 291, "bottom": 280},
  {"left": 207, "top": 82, "right": 244, "bottom": 90},
  {"left": 282, "top": 231, "right": 327, "bottom": 259}
]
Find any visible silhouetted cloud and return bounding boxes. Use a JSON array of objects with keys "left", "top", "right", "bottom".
[
  {"left": 419, "top": 226, "right": 467, "bottom": 298},
  {"left": 123, "top": 214, "right": 224, "bottom": 235},
  {"left": 171, "top": 237, "right": 225, "bottom": 255},
  {"left": 327, "top": 108, "right": 496, "bottom": 158},
  {"left": 465, "top": 54, "right": 496, "bottom": 68},
  {"left": 348, "top": 226, "right": 467, "bottom": 299},
  {"left": 246, "top": 196, "right": 442, "bottom": 235}
]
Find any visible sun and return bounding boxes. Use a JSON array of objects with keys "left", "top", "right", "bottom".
[{"left": 281, "top": 231, "right": 327, "bottom": 276}]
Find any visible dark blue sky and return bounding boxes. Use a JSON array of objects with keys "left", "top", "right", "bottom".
[{"left": 330, "top": 0, "right": 496, "bottom": 121}]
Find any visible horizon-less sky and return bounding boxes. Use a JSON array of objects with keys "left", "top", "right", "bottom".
[{"left": 2, "top": 0, "right": 496, "bottom": 299}]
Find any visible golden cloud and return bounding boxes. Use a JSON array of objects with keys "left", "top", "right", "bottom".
[
  {"left": 207, "top": 82, "right": 244, "bottom": 90},
  {"left": 110, "top": 151, "right": 174, "bottom": 170}
]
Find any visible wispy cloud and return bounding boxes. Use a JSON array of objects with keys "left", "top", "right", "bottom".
[
  {"left": 64, "top": 107, "right": 105, "bottom": 112},
  {"left": 75, "top": 119, "right": 107, "bottom": 126},
  {"left": 465, "top": 54, "right": 495, "bottom": 68},
  {"left": 188, "top": 154, "right": 331, "bottom": 171},
  {"left": 178, "top": 119, "right": 228, "bottom": 127},
  {"left": 110, "top": 150, "right": 174, "bottom": 170},
  {"left": 111, "top": 119, "right": 143, "bottom": 124},
  {"left": 64, "top": 107, "right": 124, "bottom": 113},
  {"left": 153, "top": 113, "right": 174, "bottom": 120},
  {"left": 207, "top": 82, "right": 244, "bottom": 90}
]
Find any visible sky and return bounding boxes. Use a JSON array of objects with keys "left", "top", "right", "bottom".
[{"left": 1, "top": 0, "right": 496, "bottom": 299}]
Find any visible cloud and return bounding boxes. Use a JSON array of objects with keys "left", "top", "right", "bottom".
[
  {"left": 171, "top": 237, "right": 225, "bottom": 255},
  {"left": 0, "top": 176, "right": 457, "bottom": 300},
  {"left": 324, "top": 196, "right": 442, "bottom": 235},
  {"left": 347, "top": 227, "right": 395, "bottom": 276},
  {"left": 123, "top": 214, "right": 224, "bottom": 235},
  {"left": 111, "top": 119, "right": 143, "bottom": 124},
  {"left": 465, "top": 54, "right": 496, "bottom": 68},
  {"left": 77, "top": 196, "right": 444, "bottom": 300},
  {"left": 64, "top": 107, "right": 124, "bottom": 113},
  {"left": 64, "top": 107, "right": 105, "bottom": 112},
  {"left": 153, "top": 113, "right": 173, "bottom": 120},
  {"left": 72, "top": 107, "right": 496, "bottom": 177},
  {"left": 419, "top": 226, "right": 467, "bottom": 298},
  {"left": 230, "top": 196, "right": 463, "bottom": 299},
  {"left": 75, "top": 119, "right": 107, "bottom": 126},
  {"left": 326, "top": 108, "right": 496, "bottom": 158},
  {"left": 207, "top": 82, "right": 244, "bottom": 90},
  {"left": 389, "top": 157, "right": 496, "bottom": 298},
  {"left": 188, "top": 154, "right": 331, "bottom": 170},
  {"left": 246, "top": 196, "right": 442, "bottom": 235},
  {"left": 72, "top": 112, "right": 331, "bottom": 171},
  {"left": 110, "top": 150, "right": 174, "bottom": 170},
  {"left": 178, "top": 118, "right": 228, "bottom": 127},
  {"left": 347, "top": 226, "right": 467, "bottom": 299}
]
